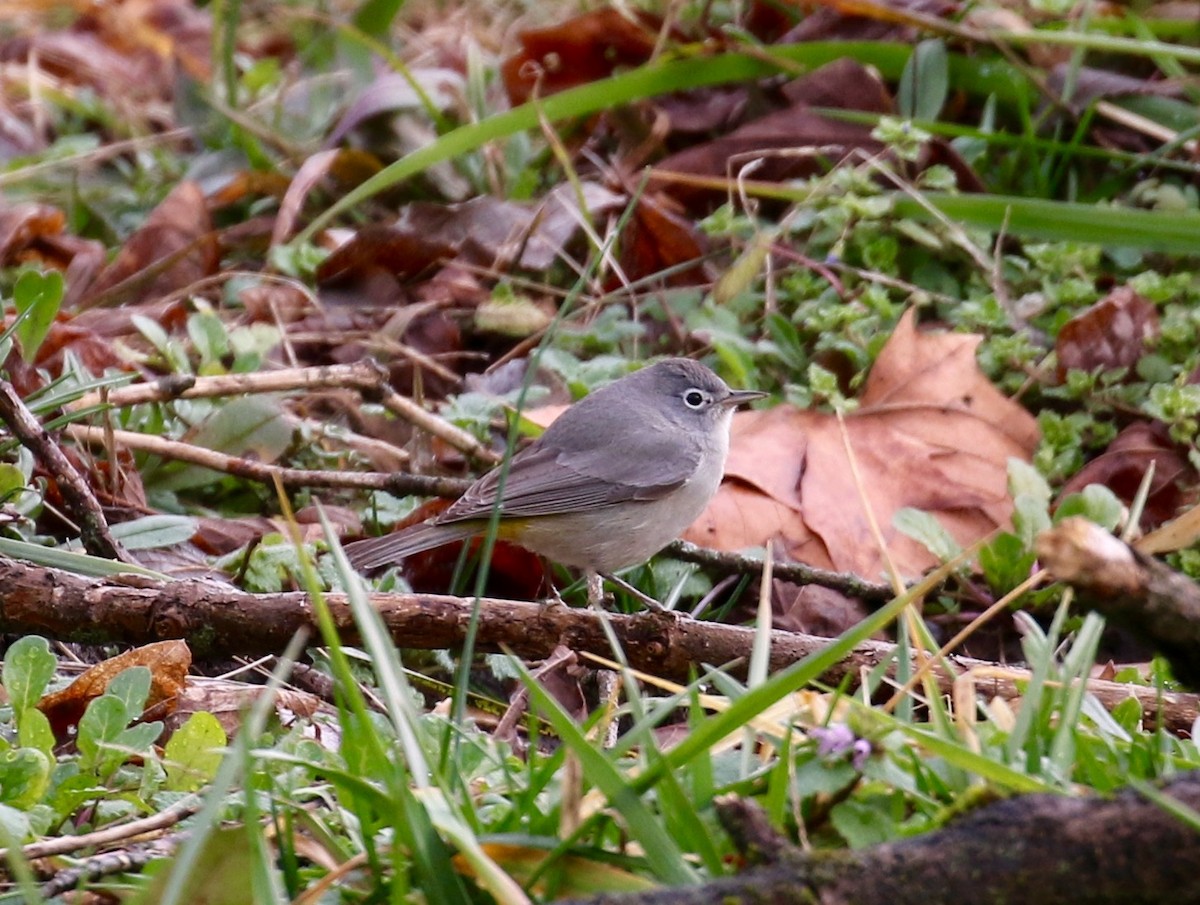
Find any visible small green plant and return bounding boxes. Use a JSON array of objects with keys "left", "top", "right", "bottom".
[{"left": 0, "top": 638, "right": 219, "bottom": 848}]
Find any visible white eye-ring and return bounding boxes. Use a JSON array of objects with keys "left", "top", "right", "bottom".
[{"left": 683, "top": 388, "right": 710, "bottom": 409}]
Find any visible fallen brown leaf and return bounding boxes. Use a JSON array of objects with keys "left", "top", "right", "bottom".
[
  {"left": 81, "top": 181, "right": 219, "bottom": 307},
  {"left": 501, "top": 8, "right": 664, "bottom": 104},
  {"left": 653, "top": 58, "right": 983, "bottom": 211},
  {"left": 319, "top": 182, "right": 625, "bottom": 284},
  {"left": 0, "top": 202, "right": 66, "bottom": 265},
  {"left": 619, "top": 191, "right": 711, "bottom": 285},
  {"left": 161, "top": 683, "right": 330, "bottom": 745},
  {"left": 1056, "top": 286, "right": 1159, "bottom": 382},
  {"left": 686, "top": 309, "right": 1040, "bottom": 579},
  {"left": 38, "top": 640, "right": 191, "bottom": 740},
  {"left": 1060, "top": 421, "right": 1195, "bottom": 530},
  {"left": 780, "top": 0, "right": 957, "bottom": 43}
]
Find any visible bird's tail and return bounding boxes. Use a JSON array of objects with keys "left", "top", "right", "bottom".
[{"left": 343, "top": 521, "right": 481, "bottom": 570}]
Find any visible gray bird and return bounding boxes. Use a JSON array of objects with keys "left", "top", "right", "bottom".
[{"left": 345, "top": 358, "right": 763, "bottom": 580}]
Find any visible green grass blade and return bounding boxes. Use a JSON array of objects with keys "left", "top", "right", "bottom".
[
  {"left": 991, "top": 27, "right": 1200, "bottom": 66},
  {"left": 892, "top": 193, "right": 1200, "bottom": 253},
  {"left": 0, "top": 538, "right": 167, "bottom": 579},
  {"left": 889, "top": 722, "right": 1056, "bottom": 794},
  {"left": 294, "top": 42, "right": 1035, "bottom": 243},
  {"left": 513, "top": 656, "right": 698, "bottom": 886}
]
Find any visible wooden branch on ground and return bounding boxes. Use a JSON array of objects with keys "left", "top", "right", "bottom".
[
  {"left": 0, "top": 558, "right": 1192, "bottom": 733},
  {"left": 1037, "top": 516, "right": 1200, "bottom": 687},
  {"left": 70, "top": 359, "right": 497, "bottom": 463},
  {"left": 66, "top": 425, "right": 473, "bottom": 499},
  {"left": 565, "top": 775, "right": 1200, "bottom": 905},
  {"left": 0, "top": 381, "right": 130, "bottom": 563}
]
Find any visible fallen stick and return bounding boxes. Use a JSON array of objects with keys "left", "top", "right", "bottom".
[{"left": 0, "top": 557, "right": 1191, "bottom": 733}]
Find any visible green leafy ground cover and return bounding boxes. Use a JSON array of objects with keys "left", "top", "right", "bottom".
[{"left": 0, "top": 0, "right": 1199, "bottom": 900}]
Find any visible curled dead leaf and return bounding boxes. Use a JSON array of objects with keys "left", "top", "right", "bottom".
[
  {"left": 38, "top": 640, "right": 191, "bottom": 739},
  {"left": 501, "top": 8, "right": 663, "bottom": 104},
  {"left": 1060, "top": 421, "right": 1195, "bottom": 531}
]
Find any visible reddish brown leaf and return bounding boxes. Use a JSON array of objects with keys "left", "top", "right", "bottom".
[
  {"left": 53, "top": 236, "right": 109, "bottom": 307},
  {"left": 82, "top": 444, "right": 149, "bottom": 513},
  {"left": 160, "top": 683, "right": 330, "bottom": 744},
  {"left": 655, "top": 87, "right": 752, "bottom": 136},
  {"left": 29, "top": 295, "right": 187, "bottom": 377},
  {"left": 653, "top": 58, "right": 982, "bottom": 210},
  {"left": 780, "top": 0, "right": 957, "bottom": 43},
  {"left": 132, "top": 0, "right": 215, "bottom": 82},
  {"left": 773, "top": 584, "right": 871, "bottom": 637},
  {"left": 0, "top": 203, "right": 105, "bottom": 308},
  {"left": 207, "top": 169, "right": 292, "bottom": 211},
  {"left": 620, "top": 193, "right": 710, "bottom": 285},
  {"left": 651, "top": 61, "right": 891, "bottom": 211},
  {"left": 18, "top": 29, "right": 171, "bottom": 107},
  {"left": 1060, "top": 422, "right": 1195, "bottom": 530},
  {"left": 239, "top": 281, "right": 316, "bottom": 324},
  {"left": 30, "top": 321, "right": 129, "bottom": 378},
  {"left": 686, "top": 310, "right": 1040, "bottom": 579},
  {"left": 502, "top": 9, "right": 663, "bottom": 105},
  {"left": 0, "top": 203, "right": 66, "bottom": 265},
  {"left": 1056, "top": 286, "right": 1159, "bottom": 381},
  {"left": 71, "top": 297, "right": 189, "bottom": 336},
  {"left": 9, "top": 0, "right": 213, "bottom": 107},
  {"left": 1047, "top": 64, "right": 1185, "bottom": 113},
  {"left": 191, "top": 506, "right": 362, "bottom": 556},
  {"left": 654, "top": 101, "right": 880, "bottom": 205},
  {"left": 319, "top": 183, "right": 625, "bottom": 284},
  {"left": 82, "top": 181, "right": 219, "bottom": 307},
  {"left": 38, "top": 641, "right": 191, "bottom": 739},
  {"left": 745, "top": 0, "right": 798, "bottom": 42},
  {"left": 411, "top": 536, "right": 548, "bottom": 600},
  {"left": 778, "top": 57, "right": 894, "bottom": 113},
  {"left": 318, "top": 225, "right": 453, "bottom": 284}
]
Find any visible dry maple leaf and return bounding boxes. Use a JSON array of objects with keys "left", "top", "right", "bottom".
[{"left": 685, "top": 309, "right": 1040, "bottom": 581}]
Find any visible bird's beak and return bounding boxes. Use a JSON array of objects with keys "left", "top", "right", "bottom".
[{"left": 722, "top": 389, "right": 767, "bottom": 407}]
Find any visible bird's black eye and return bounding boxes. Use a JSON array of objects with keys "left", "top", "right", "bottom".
[{"left": 683, "top": 388, "right": 709, "bottom": 409}]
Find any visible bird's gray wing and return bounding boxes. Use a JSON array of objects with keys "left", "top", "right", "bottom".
[{"left": 439, "top": 429, "right": 703, "bottom": 522}]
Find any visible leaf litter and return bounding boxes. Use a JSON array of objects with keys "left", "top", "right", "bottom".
[
  {"left": 1, "top": 0, "right": 1199, "bottom": 893},
  {"left": 0, "top": 0, "right": 1191, "bottom": 609},
  {"left": 688, "top": 309, "right": 1040, "bottom": 580},
  {"left": 0, "top": 0, "right": 1192, "bottom": 614}
]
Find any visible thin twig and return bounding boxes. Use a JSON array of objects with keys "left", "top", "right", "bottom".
[
  {"left": 66, "top": 425, "right": 473, "bottom": 499},
  {"left": 666, "top": 539, "right": 895, "bottom": 602},
  {"left": 0, "top": 380, "right": 130, "bottom": 562},
  {"left": 73, "top": 361, "right": 381, "bottom": 409},
  {"left": 377, "top": 387, "right": 499, "bottom": 463},
  {"left": 4, "top": 797, "right": 199, "bottom": 861},
  {"left": 40, "top": 837, "right": 180, "bottom": 898},
  {"left": 73, "top": 361, "right": 497, "bottom": 465}
]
